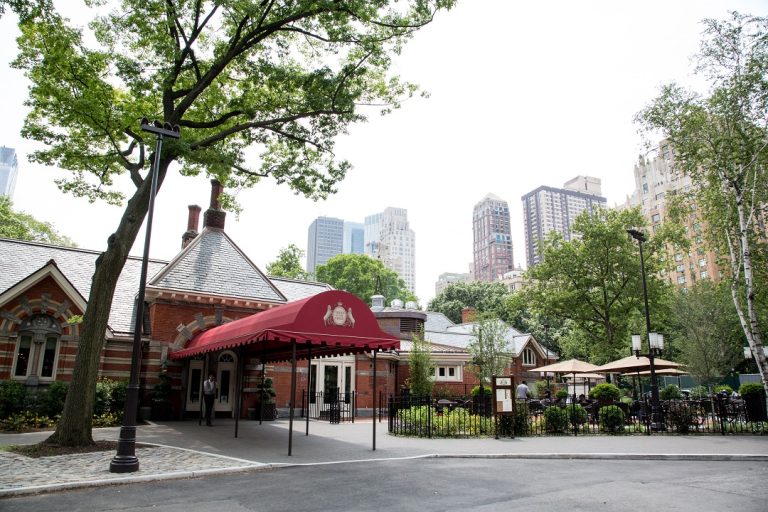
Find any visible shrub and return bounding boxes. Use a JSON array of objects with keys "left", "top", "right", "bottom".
[
  {"left": 92, "top": 412, "right": 122, "bottom": 428},
  {"left": 689, "top": 385, "right": 708, "bottom": 399},
  {"left": 37, "top": 381, "right": 69, "bottom": 418},
  {"left": 660, "top": 384, "right": 682, "bottom": 400},
  {"left": 555, "top": 390, "right": 569, "bottom": 400},
  {"left": 543, "top": 406, "right": 569, "bottom": 433},
  {"left": 739, "top": 383, "right": 765, "bottom": 397},
  {"left": 599, "top": 405, "right": 625, "bottom": 433},
  {"left": 533, "top": 380, "right": 552, "bottom": 398},
  {"left": 666, "top": 402, "right": 697, "bottom": 433},
  {"left": 433, "top": 386, "right": 452, "bottom": 399},
  {"left": 471, "top": 385, "right": 490, "bottom": 396},
  {"left": 0, "top": 380, "right": 26, "bottom": 419},
  {"left": 713, "top": 384, "right": 733, "bottom": 395},
  {"left": 0, "top": 411, "right": 55, "bottom": 432},
  {"left": 569, "top": 404, "right": 588, "bottom": 425},
  {"left": 589, "top": 383, "right": 621, "bottom": 402}
]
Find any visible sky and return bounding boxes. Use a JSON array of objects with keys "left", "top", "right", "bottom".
[{"left": 1, "top": 0, "right": 766, "bottom": 305}]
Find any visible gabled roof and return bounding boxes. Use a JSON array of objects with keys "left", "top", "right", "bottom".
[
  {"left": 269, "top": 277, "right": 333, "bottom": 302},
  {"left": 424, "top": 311, "right": 455, "bottom": 332},
  {"left": 0, "top": 259, "right": 88, "bottom": 315},
  {"left": 149, "top": 229, "right": 286, "bottom": 303},
  {"left": 0, "top": 238, "right": 167, "bottom": 334}
]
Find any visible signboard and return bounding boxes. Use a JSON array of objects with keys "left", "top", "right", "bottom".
[{"left": 491, "top": 375, "right": 516, "bottom": 439}]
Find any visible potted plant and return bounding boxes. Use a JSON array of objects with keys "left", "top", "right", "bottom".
[
  {"left": 150, "top": 371, "right": 175, "bottom": 421},
  {"left": 739, "top": 383, "right": 767, "bottom": 422},
  {"left": 255, "top": 377, "right": 277, "bottom": 421}
]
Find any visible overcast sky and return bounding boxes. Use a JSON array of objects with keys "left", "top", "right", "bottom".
[{"left": 1, "top": 1, "right": 765, "bottom": 305}]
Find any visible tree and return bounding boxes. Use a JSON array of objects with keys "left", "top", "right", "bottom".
[
  {"left": 637, "top": 12, "right": 768, "bottom": 400},
  {"left": 0, "top": 196, "right": 76, "bottom": 246},
  {"left": 407, "top": 332, "right": 434, "bottom": 396},
  {"left": 266, "top": 244, "right": 308, "bottom": 281},
  {"left": 525, "top": 207, "right": 671, "bottom": 364},
  {"left": 315, "top": 253, "right": 416, "bottom": 305},
  {"left": 427, "top": 281, "right": 510, "bottom": 324},
  {"left": 12, "top": 0, "right": 454, "bottom": 446},
  {"left": 468, "top": 314, "right": 511, "bottom": 388},
  {"left": 670, "top": 281, "right": 745, "bottom": 386}
]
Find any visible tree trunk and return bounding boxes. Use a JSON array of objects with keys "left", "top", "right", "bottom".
[{"left": 46, "top": 160, "right": 169, "bottom": 446}]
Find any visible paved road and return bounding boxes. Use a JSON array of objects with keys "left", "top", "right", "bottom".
[{"left": 4, "top": 457, "right": 767, "bottom": 512}]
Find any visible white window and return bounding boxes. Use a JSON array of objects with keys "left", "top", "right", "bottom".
[
  {"left": 433, "top": 365, "right": 461, "bottom": 382},
  {"left": 677, "top": 275, "right": 686, "bottom": 284},
  {"left": 522, "top": 348, "right": 536, "bottom": 366},
  {"left": 12, "top": 314, "right": 62, "bottom": 381}
]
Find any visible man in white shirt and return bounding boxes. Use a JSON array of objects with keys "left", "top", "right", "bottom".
[
  {"left": 203, "top": 373, "right": 216, "bottom": 426},
  {"left": 516, "top": 380, "right": 529, "bottom": 400}
]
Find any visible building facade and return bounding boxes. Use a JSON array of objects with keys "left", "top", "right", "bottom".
[
  {"left": 434, "top": 272, "right": 472, "bottom": 296},
  {"left": 306, "top": 216, "right": 344, "bottom": 274},
  {"left": 521, "top": 176, "right": 607, "bottom": 267},
  {"left": 624, "top": 140, "right": 721, "bottom": 289},
  {"left": 364, "top": 207, "right": 416, "bottom": 293},
  {"left": 0, "top": 147, "right": 19, "bottom": 199},
  {"left": 472, "top": 194, "right": 514, "bottom": 282},
  {"left": 342, "top": 221, "right": 365, "bottom": 255}
]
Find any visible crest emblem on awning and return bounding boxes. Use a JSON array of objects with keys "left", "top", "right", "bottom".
[{"left": 323, "top": 302, "right": 355, "bottom": 327}]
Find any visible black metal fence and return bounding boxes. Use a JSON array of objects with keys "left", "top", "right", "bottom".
[
  {"left": 302, "top": 391, "right": 356, "bottom": 423},
  {"left": 388, "top": 393, "right": 768, "bottom": 437}
]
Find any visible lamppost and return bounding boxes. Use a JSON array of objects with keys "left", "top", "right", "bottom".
[
  {"left": 627, "top": 228, "right": 664, "bottom": 432},
  {"left": 110, "top": 119, "right": 180, "bottom": 473}
]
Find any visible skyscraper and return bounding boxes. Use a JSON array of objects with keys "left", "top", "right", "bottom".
[
  {"left": 0, "top": 147, "right": 19, "bottom": 199},
  {"left": 365, "top": 207, "right": 416, "bottom": 292},
  {"left": 522, "top": 176, "right": 606, "bottom": 267},
  {"left": 306, "top": 217, "right": 344, "bottom": 273},
  {"left": 472, "top": 194, "right": 514, "bottom": 282},
  {"left": 343, "top": 221, "right": 365, "bottom": 255}
]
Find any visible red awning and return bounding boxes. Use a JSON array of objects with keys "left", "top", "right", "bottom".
[{"left": 169, "top": 290, "right": 399, "bottom": 361}]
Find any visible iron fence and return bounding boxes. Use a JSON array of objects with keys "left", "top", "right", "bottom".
[
  {"left": 388, "top": 394, "right": 768, "bottom": 437},
  {"left": 302, "top": 391, "right": 356, "bottom": 423}
]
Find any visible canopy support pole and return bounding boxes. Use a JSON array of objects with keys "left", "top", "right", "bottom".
[
  {"left": 234, "top": 346, "right": 244, "bottom": 438},
  {"left": 288, "top": 339, "right": 297, "bottom": 456},
  {"left": 306, "top": 343, "right": 312, "bottom": 436},
  {"left": 199, "top": 354, "right": 208, "bottom": 426},
  {"left": 373, "top": 348, "right": 377, "bottom": 451},
  {"left": 260, "top": 341, "right": 266, "bottom": 425}
]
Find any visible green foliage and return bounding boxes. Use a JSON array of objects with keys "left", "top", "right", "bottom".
[
  {"left": 670, "top": 282, "right": 745, "bottom": 386},
  {"left": 0, "top": 411, "right": 55, "bottom": 432},
  {"left": 739, "top": 383, "right": 766, "bottom": 397},
  {"left": 660, "top": 384, "right": 682, "bottom": 400},
  {"left": 689, "top": 385, "right": 709, "bottom": 399},
  {"left": 0, "top": 196, "right": 76, "bottom": 246},
  {"left": 37, "top": 381, "right": 68, "bottom": 418},
  {"left": 266, "top": 244, "right": 309, "bottom": 281},
  {"left": 470, "top": 385, "right": 490, "bottom": 397},
  {"left": 598, "top": 405, "right": 625, "bottom": 433},
  {"left": 525, "top": 207, "right": 672, "bottom": 363},
  {"left": 543, "top": 406, "right": 569, "bottom": 433},
  {"left": 713, "top": 384, "right": 734, "bottom": 394},
  {"left": 665, "top": 402, "right": 698, "bottom": 433},
  {"left": 256, "top": 377, "right": 276, "bottom": 404},
  {"left": 92, "top": 412, "right": 122, "bottom": 428},
  {"left": 468, "top": 315, "right": 511, "bottom": 386},
  {"left": 315, "top": 254, "right": 416, "bottom": 305},
  {"left": 533, "top": 380, "right": 551, "bottom": 399},
  {"left": 589, "top": 383, "right": 621, "bottom": 402},
  {"left": 0, "top": 380, "right": 27, "bottom": 418},
  {"left": 394, "top": 405, "right": 493, "bottom": 438},
  {"left": 428, "top": 281, "right": 511, "bottom": 324},
  {"left": 93, "top": 378, "right": 127, "bottom": 416},
  {"left": 408, "top": 333, "right": 434, "bottom": 397},
  {"left": 569, "top": 404, "right": 588, "bottom": 425},
  {"left": 555, "top": 390, "right": 569, "bottom": 400}
]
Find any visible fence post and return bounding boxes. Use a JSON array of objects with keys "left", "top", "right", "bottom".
[{"left": 428, "top": 396, "right": 432, "bottom": 439}]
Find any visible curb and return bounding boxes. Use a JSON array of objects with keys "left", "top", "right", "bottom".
[{"left": 2, "top": 451, "right": 766, "bottom": 498}]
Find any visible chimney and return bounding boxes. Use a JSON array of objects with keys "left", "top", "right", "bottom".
[
  {"left": 203, "top": 179, "right": 226, "bottom": 230},
  {"left": 181, "top": 205, "right": 201, "bottom": 249},
  {"left": 461, "top": 306, "right": 477, "bottom": 324}
]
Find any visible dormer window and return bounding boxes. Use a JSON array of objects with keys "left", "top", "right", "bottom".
[{"left": 13, "top": 314, "right": 62, "bottom": 382}]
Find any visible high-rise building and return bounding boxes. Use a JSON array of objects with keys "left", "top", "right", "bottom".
[
  {"left": 306, "top": 217, "right": 344, "bottom": 273},
  {"left": 624, "top": 140, "right": 721, "bottom": 289},
  {"left": 343, "top": 221, "right": 365, "bottom": 255},
  {"left": 0, "top": 147, "right": 19, "bottom": 199},
  {"left": 434, "top": 272, "right": 471, "bottom": 296},
  {"left": 522, "top": 176, "right": 607, "bottom": 267},
  {"left": 472, "top": 194, "right": 513, "bottom": 282},
  {"left": 365, "top": 207, "right": 416, "bottom": 292}
]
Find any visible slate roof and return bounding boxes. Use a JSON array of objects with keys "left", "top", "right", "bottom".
[
  {"left": 149, "top": 229, "right": 286, "bottom": 303},
  {"left": 399, "top": 339, "right": 468, "bottom": 354},
  {"left": 268, "top": 277, "right": 333, "bottom": 302},
  {"left": 0, "top": 238, "right": 167, "bottom": 334},
  {"left": 424, "top": 311, "right": 455, "bottom": 332}
]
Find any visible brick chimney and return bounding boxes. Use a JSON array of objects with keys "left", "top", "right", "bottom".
[
  {"left": 203, "top": 179, "right": 226, "bottom": 230},
  {"left": 461, "top": 306, "right": 477, "bottom": 324},
  {"left": 181, "top": 205, "right": 201, "bottom": 249}
]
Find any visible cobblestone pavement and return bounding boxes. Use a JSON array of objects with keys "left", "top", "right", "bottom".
[{"left": 0, "top": 443, "right": 265, "bottom": 494}]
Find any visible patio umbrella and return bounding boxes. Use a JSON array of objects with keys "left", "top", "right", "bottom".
[
  {"left": 593, "top": 356, "right": 682, "bottom": 373},
  {"left": 534, "top": 358, "right": 600, "bottom": 374},
  {"left": 624, "top": 368, "right": 688, "bottom": 376}
]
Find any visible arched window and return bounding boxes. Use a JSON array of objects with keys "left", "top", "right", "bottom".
[
  {"left": 522, "top": 347, "right": 536, "bottom": 366},
  {"left": 13, "top": 314, "right": 62, "bottom": 381}
]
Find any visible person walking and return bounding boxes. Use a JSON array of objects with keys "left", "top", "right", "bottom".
[{"left": 203, "top": 373, "right": 216, "bottom": 426}]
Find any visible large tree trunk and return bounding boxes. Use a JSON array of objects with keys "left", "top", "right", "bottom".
[{"left": 46, "top": 160, "right": 170, "bottom": 446}]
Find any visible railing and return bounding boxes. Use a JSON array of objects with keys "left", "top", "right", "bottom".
[
  {"left": 388, "top": 394, "right": 768, "bottom": 437},
  {"left": 302, "top": 391, "right": 356, "bottom": 423}
]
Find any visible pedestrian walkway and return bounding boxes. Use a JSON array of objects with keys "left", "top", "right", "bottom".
[{"left": 2, "top": 419, "right": 767, "bottom": 497}]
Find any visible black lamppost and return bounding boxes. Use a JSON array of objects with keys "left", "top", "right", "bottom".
[
  {"left": 110, "top": 119, "right": 180, "bottom": 473},
  {"left": 627, "top": 228, "right": 664, "bottom": 432}
]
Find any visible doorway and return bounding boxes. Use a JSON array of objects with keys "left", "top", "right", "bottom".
[{"left": 216, "top": 351, "right": 237, "bottom": 414}]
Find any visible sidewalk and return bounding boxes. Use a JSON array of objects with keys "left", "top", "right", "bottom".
[{"left": 3, "top": 418, "right": 768, "bottom": 497}]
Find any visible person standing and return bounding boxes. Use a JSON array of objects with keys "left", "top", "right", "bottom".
[
  {"left": 203, "top": 373, "right": 216, "bottom": 426},
  {"left": 516, "top": 380, "right": 529, "bottom": 400}
]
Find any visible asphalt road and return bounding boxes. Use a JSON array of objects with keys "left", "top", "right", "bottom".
[{"left": 4, "top": 458, "right": 767, "bottom": 512}]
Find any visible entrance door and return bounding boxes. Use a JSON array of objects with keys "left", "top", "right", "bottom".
[
  {"left": 185, "top": 358, "right": 205, "bottom": 412},
  {"left": 216, "top": 351, "right": 236, "bottom": 414},
  {"left": 310, "top": 357, "right": 355, "bottom": 419}
]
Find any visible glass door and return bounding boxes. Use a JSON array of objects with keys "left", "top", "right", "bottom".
[
  {"left": 216, "top": 352, "right": 236, "bottom": 413},
  {"left": 185, "top": 359, "right": 204, "bottom": 412}
]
